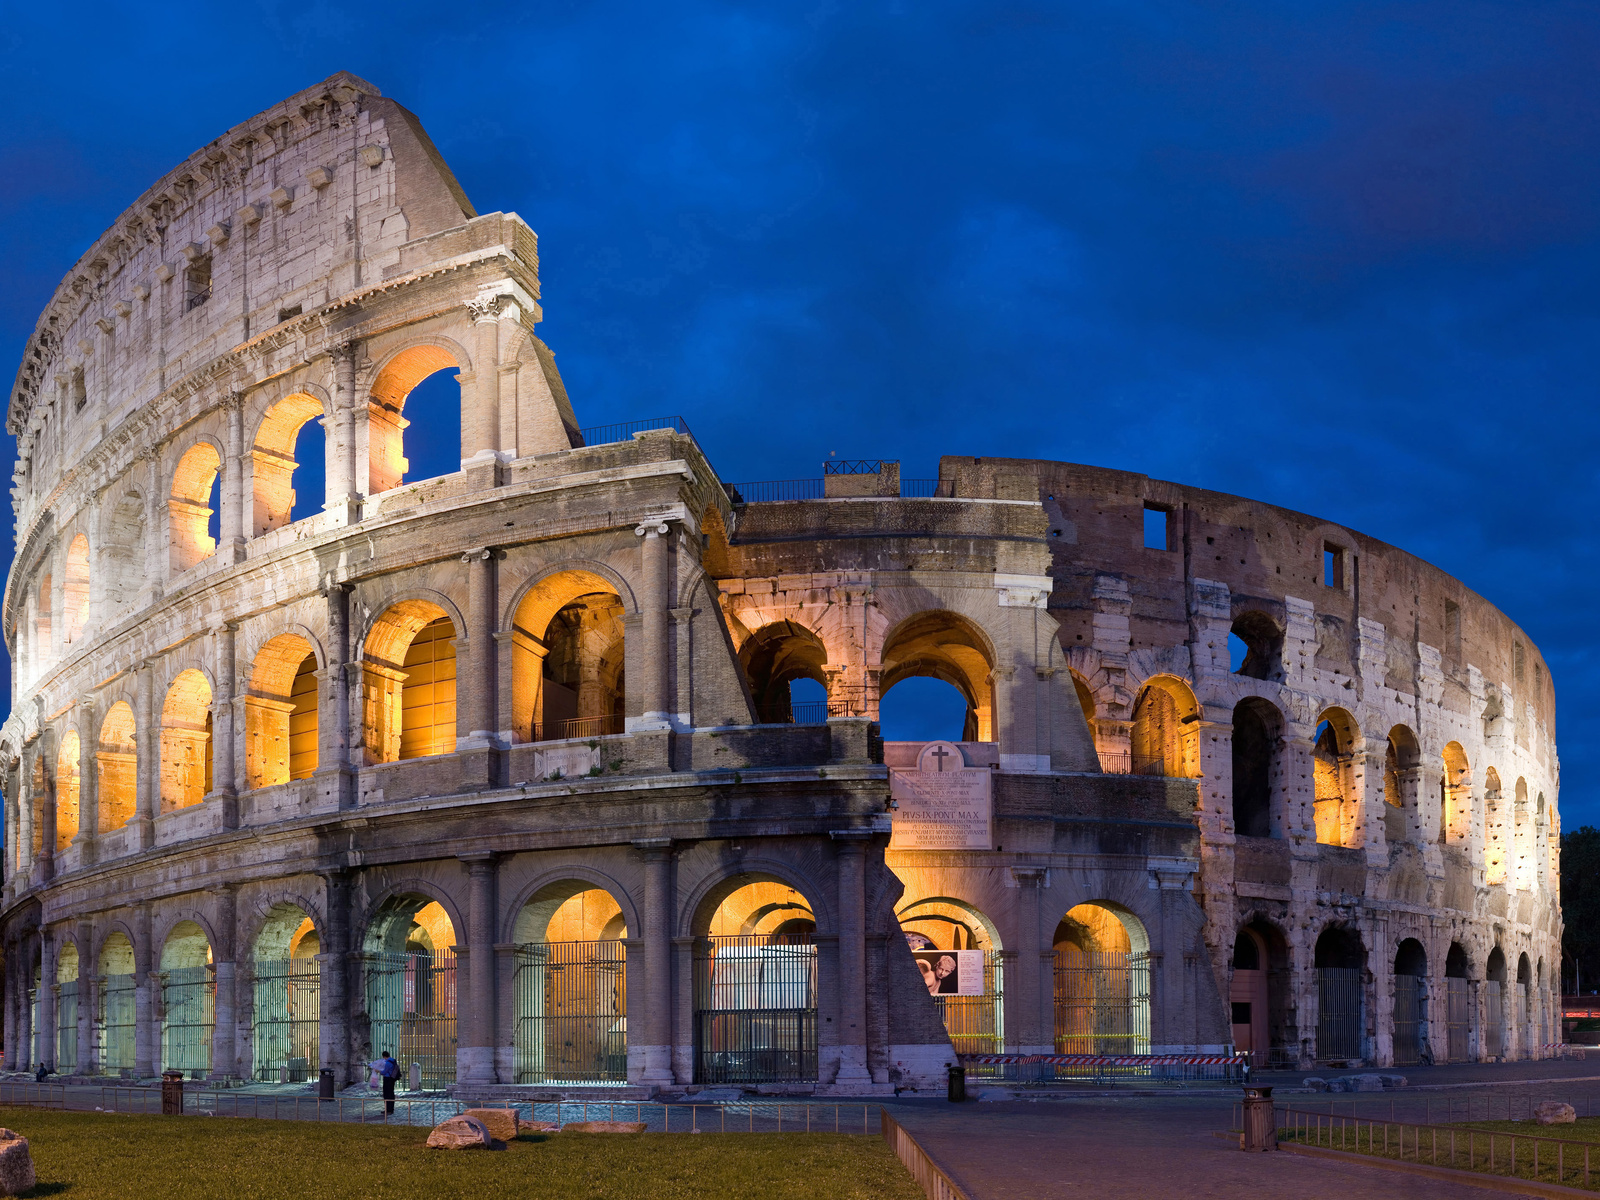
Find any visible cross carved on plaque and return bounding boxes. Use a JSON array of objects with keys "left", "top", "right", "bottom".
[{"left": 930, "top": 745, "right": 953, "bottom": 772}]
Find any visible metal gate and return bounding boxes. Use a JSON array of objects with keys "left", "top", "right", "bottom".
[
  {"left": 1485, "top": 981, "right": 1504, "bottom": 1057},
  {"left": 366, "top": 951, "right": 458, "bottom": 1087},
  {"left": 1316, "top": 967, "right": 1363, "bottom": 1061},
  {"left": 57, "top": 981, "right": 78, "bottom": 1072},
  {"left": 1053, "top": 950, "right": 1151, "bottom": 1054},
  {"left": 943, "top": 951, "right": 1004, "bottom": 1054},
  {"left": 99, "top": 972, "right": 137, "bottom": 1072},
  {"left": 513, "top": 940, "right": 627, "bottom": 1084},
  {"left": 694, "top": 934, "right": 817, "bottom": 1084},
  {"left": 1392, "top": 975, "right": 1424, "bottom": 1066},
  {"left": 162, "top": 966, "right": 215, "bottom": 1076},
  {"left": 1446, "top": 978, "right": 1471, "bottom": 1061},
  {"left": 252, "top": 958, "right": 320, "bottom": 1081}
]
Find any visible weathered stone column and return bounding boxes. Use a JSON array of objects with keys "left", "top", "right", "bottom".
[
  {"left": 140, "top": 451, "right": 164, "bottom": 601},
  {"left": 830, "top": 831, "right": 872, "bottom": 1086},
  {"left": 465, "top": 297, "right": 503, "bottom": 464},
  {"left": 221, "top": 393, "right": 247, "bottom": 561},
  {"left": 211, "top": 623, "right": 239, "bottom": 827},
  {"left": 633, "top": 522, "right": 672, "bottom": 730},
  {"left": 633, "top": 839, "right": 675, "bottom": 1086},
  {"left": 318, "top": 872, "right": 353, "bottom": 1086},
  {"left": 134, "top": 658, "right": 158, "bottom": 849},
  {"left": 458, "top": 548, "right": 498, "bottom": 750},
  {"left": 326, "top": 342, "right": 363, "bottom": 525},
  {"left": 37, "top": 732, "right": 57, "bottom": 883},
  {"left": 1006, "top": 866, "right": 1053, "bottom": 1054},
  {"left": 39, "top": 935, "right": 57, "bottom": 1070},
  {"left": 76, "top": 919, "right": 95, "bottom": 1074},
  {"left": 460, "top": 853, "right": 499, "bottom": 1083},
  {"left": 314, "top": 584, "right": 356, "bottom": 809},
  {"left": 210, "top": 886, "right": 237, "bottom": 1079},
  {"left": 17, "top": 748, "right": 34, "bottom": 887},
  {"left": 75, "top": 696, "right": 98, "bottom": 864},
  {"left": 133, "top": 904, "right": 155, "bottom": 1077}
]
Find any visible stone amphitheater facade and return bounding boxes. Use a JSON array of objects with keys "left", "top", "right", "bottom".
[{"left": 0, "top": 73, "right": 1561, "bottom": 1093}]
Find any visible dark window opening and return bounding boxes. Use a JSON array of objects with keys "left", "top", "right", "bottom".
[
  {"left": 1229, "top": 612, "right": 1283, "bottom": 681},
  {"left": 278, "top": 305, "right": 302, "bottom": 323},
  {"left": 1231, "top": 699, "right": 1276, "bottom": 838},
  {"left": 1323, "top": 543, "right": 1344, "bottom": 589},
  {"left": 185, "top": 257, "right": 212, "bottom": 312},
  {"left": 1143, "top": 505, "right": 1170, "bottom": 551},
  {"left": 1231, "top": 1002, "right": 1252, "bottom": 1025},
  {"left": 1232, "top": 930, "right": 1260, "bottom": 971}
]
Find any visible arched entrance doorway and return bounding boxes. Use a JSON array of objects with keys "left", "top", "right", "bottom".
[
  {"left": 98, "top": 932, "right": 138, "bottom": 1074},
  {"left": 253, "top": 904, "right": 320, "bottom": 1081},
  {"left": 1486, "top": 947, "right": 1507, "bottom": 1059},
  {"left": 1230, "top": 928, "right": 1268, "bottom": 1058},
  {"left": 897, "top": 897, "right": 1003, "bottom": 1054},
  {"left": 1314, "top": 925, "right": 1365, "bottom": 1063},
  {"left": 363, "top": 896, "right": 459, "bottom": 1087},
  {"left": 1392, "top": 939, "right": 1427, "bottom": 1066},
  {"left": 511, "top": 883, "right": 628, "bottom": 1084},
  {"left": 1445, "top": 943, "right": 1471, "bottom": 1061},
  {"left": 1052, "top": 903, "right": 1151, "bottom": 1054},
  {"left": 57, "top": 943, "right": 80, "bottom": 1073},
  {"left": 161, "top": 921, "right": 215, "bottom": 1078},
  {"left": 693, "top": 878, "right": 819, "bottom": 1084}
]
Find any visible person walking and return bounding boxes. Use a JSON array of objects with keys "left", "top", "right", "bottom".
[{"left": 373, "top": 1051, "right": 399, "bottom": 1115}]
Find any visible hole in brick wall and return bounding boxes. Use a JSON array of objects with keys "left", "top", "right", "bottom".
[
  {"left": 1143, "top": 505, "right": 1169, "bottom": 550},
  {"left": 1323, "top": 543, "right": 1344, "bottom": 589}
]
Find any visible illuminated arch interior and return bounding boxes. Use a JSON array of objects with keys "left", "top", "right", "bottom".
[
  {"left": 97, "top": 701, "right": 137, "bottom": 832},
  {"left": 510, "top": 571, "right": 626, "bottom": 743},
  {"left": 160, "top": 668, "right": 213, "bottom": 812}
]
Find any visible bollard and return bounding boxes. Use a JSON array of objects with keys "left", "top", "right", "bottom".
[
  {"left": 409, "top": 1062, "right": 422, "bottom": 1093},
  {"left": 319, "top": 1068, "right": 335, "bottom": 1101},
  {"left": 161, "top": 1070, "right": 186, "bottom": 1115},
  {"left": 947, "top": 1065, "right": 967, "bottom": 1103},
  {"left": 1240, "top": 1085, "right": 1276, "bottom": 1151}
]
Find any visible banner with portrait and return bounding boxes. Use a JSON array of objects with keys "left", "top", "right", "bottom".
[{"left": 910, "top": 948, "right": 985, "bottom": 996}]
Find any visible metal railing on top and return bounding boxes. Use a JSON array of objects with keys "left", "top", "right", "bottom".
[
  {"left": 756, "top": 702, "right": 829, "bottom": 726},
  {"left": 823, "top": 459, "right": 895, "bottom": 475},
  {"left": 1095, "top": 751, "right": 1171, "bottom": 776},
  {"left": 900, "top": 479, "right": 957, "bottom": 498},
  {"left": 575, "top": 416, "right": 693, "bottom": 448},
  {"left": 724, "top": 479, "right": 825, "bottom": 504},
  {"left": 537, "top": 715, "right": 625, "bottom": 742}
]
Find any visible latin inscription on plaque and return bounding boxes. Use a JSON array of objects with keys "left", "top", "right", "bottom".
[{"left": 890, "top": 741, "right": 993, "bottom": 850}]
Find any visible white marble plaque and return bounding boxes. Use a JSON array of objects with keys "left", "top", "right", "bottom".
[{"left": 890, "top": 741, "right": 993, "bottom": 850}]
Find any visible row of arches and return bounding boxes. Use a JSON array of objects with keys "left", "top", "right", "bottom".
[{"left": 1230, "top": 920, "right": 1550, "bottom": 1066}]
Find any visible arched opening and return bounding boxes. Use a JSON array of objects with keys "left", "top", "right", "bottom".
[
  {"left": 97, "top": 702, "right": 137, "bottom": 832},
  {"left": 1392, "top": 938, "right": 1428, "bottom": 1066},
  {"left": 100, "top": 492, "right": 146, "bottom": 627},
  {"left": 98, "top": 931, "right": 138, "bottom": 1074},
  {"left": 512, "top": 883, "right": 628, "bottom": 1084},
  {"left": 366, "top": 347, "right": 462, "bottom": 496},
  {"left": 57, "top": 942, "right": 79, "bottom": 1073},
  {"left": 1445, "top": 943, "right": 1472, "bottom": 1062},
  {"left": 169, "top": 442, "right": 222, "bottom": 572},
  {"left": 510, "top": 571, "right": 627, "bottom": 743},
  {"left": 1130, "top": 676, "right": 1200, "bottom": 778},
  {"left": 160, "top": 669, "right": 213, "bottom": 811},
  {"left": 1312, "top": 709, "right": 1359, "bottom": 846},
  {"left": 1230, "top": 927, "right": 1269, "bottom": 1058},
  {"left": 252, "top": 903, "right": 320, "bottom": 1081},
  {"left": 1384, "top": 726, "right": 1421, "bottom": 845},
  {"left": 880, "top": 676, "right": 973, "bottom": 743},
  {"left": 1441, "top": 742, "right": 1470, "bottom": 845},
  {"left": 1313, "top": 925, "right": 1365, "bottom": 1063},
  {"left": 245, "top": 634, "right": 319, "bottom": 788},
  {"left": 161, "top": 921, "right": 214, "bottom": 1078},
  {"left": 1231, "top": 698, "right": 1281, "bottom": 838},
  {"left": 251, "top": 393, "right": 325, "bottom": 533},
  {"left": 361, "top": 601, "right": 457, "bottom": 763},
  {"left": 1516, "top": 952, "right": 1533, "bottom": 1058},
  {"left": 56, "top": 730, "right": 81, "bottom": 850},
  {"left": 1052, "top": 902, "right": 1151, "bottom": 1054},
  {"left": 1514, "top": 778, "right": 1531, "bottom": 890},
  {"left": 739, "top": 620, "right": 828, "bottom": 725},
  {"left": 897, "top": 896, "right": 1003, "bottom": 1054},
  {"left": 693, "top": 878, "right": 819, "bottom": 1084},
  {"left": 1229, "top": 611, "right": 1283, "bottom": 681},
  {"left": 880, "top": 612, "right": 995, "bottom": 741},
  {"left": 1484, "top": 768, "right": 1506, "bottom": 884},
  {"left": 1070, "top": 671, "right": 1096, "bottom": 732},
  {"left": 1485, "top": 947, "right": 1508, "bottom": 1058},
  {"left": 63, "top": 533, "right": 90, "bottom": 644},
  {"left": 364, "top": 896, "right": 459, "bottom": 1087}
]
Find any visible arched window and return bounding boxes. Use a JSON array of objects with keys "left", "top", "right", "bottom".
[
  {"left": 1231, "top": 698, "right": 1281, "bottom": 838},
  {"left": 245, "top": 634, "right": 320, "bottom": 788},
  {"left": 100, "top": 492, "right": 146, "bottom": 627},
  {"left": 1484, "top": 767, "right": 1506, "bottom": 885},
  {"left": 897, "top": 896, "right": 1003, "bottom": 1055},
  {"left": 1444, "top": 942, "right": 1472, "bottom": 1062},
  {"left": 56, "top": 731, "right": 81, "bottom": 850},
  {"left": 1441, "top": 742, "right": 1470, "bottom": 846},
  {"left": 1393, "top": 939, "right": 1427, "bottom": 1066},
  {"left": 1383, "top": 726, "right": 1421, "bottom": 845},
  {"left": 1485, "top": 947, "right": 1508, "bottom": 1058},
  {"left": 366, "top": 346, "right": 463, "bottom": 496},
  {"left": 511, "top": 883, "right": 626, "bottom": 1084},
  {"left": 160, "top": 669, "right": 213, "bottom": 811},
  {"left": 1513, "top": 778, "right": 1531, "bottom": 891},
  {"left": 161, "top": 921, "right": 214, "bottom": 1076},
  {"left": 880, "top": 612, "right": 995, "bottom": 741},
  {"left": 739, "top": 621, "right": 828, "bottom": 724},
  {"left": 252, "top": 903, "right": 320, "bottom": 1081},
  {"left": 1311, "top": 709, "right": 1359, "bottom": 846},
  {"left": 1131, "top": 676, "right": 1200, "bottom": 778},
  {"left": 1053, "top": 902, "right": 1151, "bottom": 1054},
  {"left": 362, "top": 601, "right": 458, "bottom": 763},
  {"left": 1313, "top": 926, "right": 1365, "bottom": 1062},
  {"left": 251, "top": 393, "right": 325, "bottom": 533},
  {"left": 365, "top": 896, "right": 460, "bottom": 1087},
  {"left": 97, "top": 701, "right": 137, "bottom": 832},
  {"left": 509, "top": 572, "right": 627, "bottom": 743},
  {"left": 169, "top": 443, "right": 222, "bottom": 572},
  {"left": 63, "top": 533, "right": 90, "bottom": 644}
]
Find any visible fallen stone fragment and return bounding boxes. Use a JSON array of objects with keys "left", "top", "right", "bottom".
[
  {"left": 0, "top": 1129, "right": 36, "bottom": 1197},
  {"left": 1378, "top": 1074, "right": 1408, "bottom": 1089},
  {"left": 464, "top": 1109, "right": 519, "bottom": 1142},
  {"left": 561, "top": 1120, "right": 648, "bottom": 1133},
  {"left": 1302, "top": 1077, "right": 1327, "bottom": 1091},
  {"left": 1351, "top": 1074, "right": 1384, "bottom": 1092},
  {"left": 426, "top": 1115, "right": 494, "bottom": 1149},
  {"left": 1535, "top": 1101, "right": 1577, "bottom": 1126},
  {"left": 520, "top": 1120, "right": 560, "bottom": 1134}
]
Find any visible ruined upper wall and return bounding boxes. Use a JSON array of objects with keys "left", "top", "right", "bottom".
[{"left": 8, "top": 72, "right": 478, "bottom": 497}]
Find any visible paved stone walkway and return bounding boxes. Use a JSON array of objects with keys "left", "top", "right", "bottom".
[{"left": 886, "top": 1095, "right": 1547, "bottom": 1199}]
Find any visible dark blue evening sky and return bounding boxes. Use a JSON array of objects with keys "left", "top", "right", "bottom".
[{"left": 1, "top": 3, "right": 1594, "bottom": 816}]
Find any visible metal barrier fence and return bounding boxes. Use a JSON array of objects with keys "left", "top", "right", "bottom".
[
  {"left": 724, "top": 479, "right": 825, "bottom": 504},
  {"left": 513, "top": 940, "right": 627, "bottom": 1084},
  {"left": 57, "top": 981, "right": 78, "bottom": 1072},
  {"left": 252, "top": 958, "right": 320, "bottom": 1081},
  {"left": 881, "top": 1109, "right": 969, "bottom": 1200},
  {"left": 960, "top": 1052, "right": 1247, "bottom": 1085},
  {"left": 943, "top": 953, "right": 1004, "bottom": 1055},
  {"left": 694, "top": 934, "right": 818, "bottom": 1084},
  {"left": 100, "top": 972, "right": 137, "bottom": 1072},
  {"left": 162, "top": 966, "right": 215, "bottom": 1077},
  {"left": 366, "top": 950, "right": 457, "bottom": 1088},
  {"left": 1053, "top": 949, "right": 1151, "bottom": 1055},
  {"left": 575, "top": 416, "right": 694, "bottom": 448},
  {"left": 1446, "top": 976, "right": 1471, "bottom": 1060},
  {"left": 1392, "top": 974, "right": 1423, "bottom": 1066},
  {"left": 1274, "top": 1102, "right": 1600, "bottom": 1190},
  {"left": 1317, "top": 967, "right": 1363, "bottom": 1060}
]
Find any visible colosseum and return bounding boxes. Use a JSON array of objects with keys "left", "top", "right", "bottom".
[{"left": 0, "top": 73, "right": 1562, "bottom": 1095}]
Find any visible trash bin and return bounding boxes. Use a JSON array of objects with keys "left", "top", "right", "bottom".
[
  {"left": 161, "top": 1070, "right": 185, "bottom": 1115},
  {"left": 947, "top": 1064, "right": 967, "bottom": 1103},
  {"left": 319, "top": 1068, "right": 335, "bottom": 1101},
  {"left": 1240, "top": 1085, "right": 1276, "bottom": 1151}
]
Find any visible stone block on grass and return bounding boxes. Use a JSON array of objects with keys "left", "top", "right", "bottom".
[
  {"left": 0, "top": 1130, "right": 36, "bottom": 1196},
  {"left": 426, "top": 1115, "right": 498, "bottom": 1149},
  {"left": 1535, "top": 1101, "right": 1578, "bottom": 1126},
  {"left": 464, "top": 1109, "right": 519, "bottom": 1142}
]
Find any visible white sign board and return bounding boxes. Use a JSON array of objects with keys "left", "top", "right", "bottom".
[{"left": 889, "top": 741, "right": 993, "bottom": 850}]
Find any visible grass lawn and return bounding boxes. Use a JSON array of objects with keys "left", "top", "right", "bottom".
[{"left": 0, "top": 1107, "right": 924, "bottom": 1200}]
